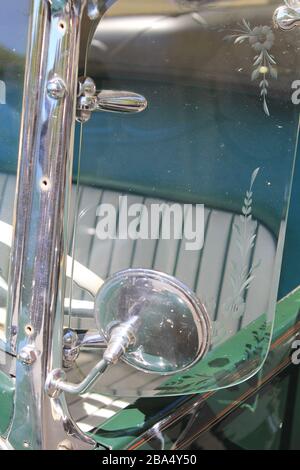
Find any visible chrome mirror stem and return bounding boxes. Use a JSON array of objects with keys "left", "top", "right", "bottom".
[{"left": 46, "top": 358, "right": 110, "bottom": 396}]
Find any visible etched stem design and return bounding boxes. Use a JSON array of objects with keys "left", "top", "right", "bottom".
[
  {"left": 212, "top": 168, "right": 261, "bottom": 344},
  {"left": 226, "top": 167, "right": 260, "bottom": 316}
]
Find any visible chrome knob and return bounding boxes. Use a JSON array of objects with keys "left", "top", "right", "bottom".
[
  {"left": 76, "top": 77, "right": 147, "bottom": 122},
  {"left": 274, "top": 2, "right": 300, "bottom": 30},
  {"left": 96, "top": 90, "right": 148, "bottom": 114}
]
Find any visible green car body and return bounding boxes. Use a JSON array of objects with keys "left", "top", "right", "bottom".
[{"left": 1, "top": 0, "right": 300, "bottom": 450}]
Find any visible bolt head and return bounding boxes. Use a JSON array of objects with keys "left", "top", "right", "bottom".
[
  {"left": 18, "top": 345, "right": 38, "bottom": 365},
  {"left": 47, "top": 76, "right": 67, "bottom": 100}
]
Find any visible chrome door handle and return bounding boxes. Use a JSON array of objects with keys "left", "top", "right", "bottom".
[
  {"left": 76, "top": 76, "right": 147, "bottom": 122},
  {"left": 96, "top": 89, "right": 147, "bottom": 114},
  {"left": 274, "top": 1, "right": 300, "bottom": 30}
]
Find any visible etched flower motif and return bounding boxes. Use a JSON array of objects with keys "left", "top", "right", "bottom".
[
  {"left": 225, "top": 20, "right": 278, "bottom": 115},
  {"left": 249, "top": 26, "right": 275, "bottom": 51}
]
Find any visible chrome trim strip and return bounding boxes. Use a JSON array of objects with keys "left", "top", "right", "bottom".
[
  {"left": 6, "top": 0, "right": 95, "bottom": 450},
  {"left": 0, "top": 349, "right": 16, "bottom": 378},
  {"left": 0, "top": 436, "right": 13, "bottom": 450}
]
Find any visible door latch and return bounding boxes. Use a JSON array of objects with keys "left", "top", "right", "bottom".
[
  {"left": 274, "top": 1, "right": 300, "bottom": 30},
  {"left": 76, "top": 76, "right": 148, "bottom": 123}
]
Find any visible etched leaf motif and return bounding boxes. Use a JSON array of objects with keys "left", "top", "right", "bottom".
[
  {"left": 251, "top": 68, "right": 260, "bottom": 80},
  {"left": 212, "top": 168, "right": 262, "bottom": 344},
  {"left": 251, "top": 167, "right": 260, "bottom": 186}
]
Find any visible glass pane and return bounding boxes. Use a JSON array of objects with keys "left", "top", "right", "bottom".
[
  {"left": 67, "top": 0, "right": 299, "bottom": 396},
  {"left": 0, "top": 2, "right": 31, "bottom": 350}
]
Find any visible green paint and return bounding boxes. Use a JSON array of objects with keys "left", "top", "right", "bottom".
[{"left": 0, "top": 370, "right": 14, "bottom": 437}]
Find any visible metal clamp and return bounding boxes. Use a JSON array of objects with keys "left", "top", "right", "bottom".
[{"left": 62, "top": 328, "right": 106, "bottom": 368}]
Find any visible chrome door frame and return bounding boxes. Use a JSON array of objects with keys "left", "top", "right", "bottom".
[{"left": 1, "top": 0, "right": 114, "bottom": 450}]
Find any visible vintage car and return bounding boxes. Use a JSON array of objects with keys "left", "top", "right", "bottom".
[{"left": 0, "top": 0, "right": 300, "bottom": 450}]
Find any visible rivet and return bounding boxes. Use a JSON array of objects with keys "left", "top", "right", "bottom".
[{"left": 47, "top": 76, "right": 67, "bottom": 100}]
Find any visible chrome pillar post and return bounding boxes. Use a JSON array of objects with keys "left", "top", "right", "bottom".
[{"left": 6, "top": 0, "right": 95, "bottom": 450}]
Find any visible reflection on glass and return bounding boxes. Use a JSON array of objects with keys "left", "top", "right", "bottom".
[{"left": 67, "top": 0, "right": 299, "bottom": 396}]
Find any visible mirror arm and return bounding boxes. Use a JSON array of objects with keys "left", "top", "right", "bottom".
[
  {"left": 46, "top": 358, "right": 109, "bottom": 397},
  {"left": 46, "top": 320, "right": 136, "bottom": 396}
]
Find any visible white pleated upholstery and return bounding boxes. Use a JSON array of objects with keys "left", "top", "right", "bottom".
[{"left": 0, "top": 176, "right": 277, "bottom": 430}]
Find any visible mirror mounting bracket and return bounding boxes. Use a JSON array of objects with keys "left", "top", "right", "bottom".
[{"left": 76, "top": 76, "right": 148, "bottom": 122}]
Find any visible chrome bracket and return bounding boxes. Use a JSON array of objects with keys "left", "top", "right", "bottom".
[
  {"left": 274, "top": 1, "right": 300, "bottom": 30},
  {"left": 63, "top": 328, "right": 106, "bottom": 369},
  {"left": 76, "top": 76, "right": 148, "bottom": 122}
]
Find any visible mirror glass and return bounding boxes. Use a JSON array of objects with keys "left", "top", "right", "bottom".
[{"left": 95, "top": 269, "right": 211, "bottom": 374}]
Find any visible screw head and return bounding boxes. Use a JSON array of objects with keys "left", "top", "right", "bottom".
[
  {"left": 47, "top": 76, "right": 67, "bottom": 100},
  {"left": 18, "top": 345, "right": 38, "bottom": 365}
]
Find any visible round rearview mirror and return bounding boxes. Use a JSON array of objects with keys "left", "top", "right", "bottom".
[{"left": 95, "top": 269, "right": 211, "bottom": 375}]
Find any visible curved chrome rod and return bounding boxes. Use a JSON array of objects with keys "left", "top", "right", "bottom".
[
  {"left": 46, "top": 358, "right": 109, "bottom": 396},
  {"left": 77, "top": 331, "right": 106, "bottom": 348},
  {"left": 47, "top": 320, "right": 136, "bottom": 396}
]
